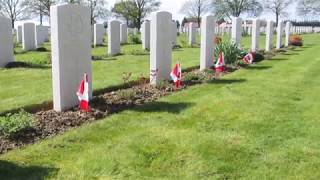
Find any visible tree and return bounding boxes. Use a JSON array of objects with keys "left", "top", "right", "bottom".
[
  {"left": 176, "top": 20, "right": 180, "bottom": 29},
  {"left": 263, "top": 0, "right": 290, "bottom": 25},
  {"left": 180, "top": 0, "right": 211, "bottom": 27},
  {"left": 62, "top": 0, "right": 110, "bottom": 24},
  {"left": 211, "top": 0, "right": 263, "bottom": 20},
  {"left": 0, "top": 0, "right": 27, "bottom": 28},
  {"left": 131, "top": 0, "right": 161, "bottom": 30},
  {"left": 23, "top": 0, "right": 56, "bottom": 25},
  {"left": 297, "top": 0, "right": 320, "bottom": 16},
  {"left": 112, "top": 0, "right": 136, "bottom": 26},
  {"left": 111, "top": 0, "right": 160, "bottom": 30}
]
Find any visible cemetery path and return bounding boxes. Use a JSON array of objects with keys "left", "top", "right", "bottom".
[{"left": 1, "top": 34, "right": 320, "bottom": 179}]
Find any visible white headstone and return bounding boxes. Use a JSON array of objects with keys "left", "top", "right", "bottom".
[
  {"left": 285, "top": 22, "right": 291, "bottom": 47},
  {"left": 141, "top": 21, "right": 150, "bottom": 50},
  {"left": 232, "top": 17, "right": 242, "bottom": 46},
  {"left": 120, "top": 24, "right": 128, "bottom": 44},
  {"left": 0, "top": 16, "right": 14, "bottom": 67},
  {"left": 35, "top": 25, "right": 48, "bottom": 47},
  {"left": 150, "top": 11, "right": 172, "bottom": 85},
  {"left": 188, "top": 22, "right": 196, "bottom": 46},
  {"left": 51, "top": 4, "right": 92, "bottom": 112},
  {"left": 172, "top": 21, "right": 177, "bottom": 46},
  {"left": 200, "top": 15, "right": 215, "bottom": 71},
  {"left": 108, "top": 20, "right": 121, "bottom": 56},
  {"left": 251, "top": 19, "right": 260, "bottom": 52},
  {"left": 266, "top": 20, "right": 274, "bottom": 52},
  {"left": 17, "top": 25, "right": 22, "bottom": 43},
  {"left": 276, "top": 21, "right": 284, "bottom": 49},
  {"left": 93, "top": 24, "right": 104, "bottom": 46},
  {"left": 22, "top": 22, "right": 36, "bottom": 51}
]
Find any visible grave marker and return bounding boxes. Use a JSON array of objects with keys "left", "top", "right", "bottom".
[
  {"left": 141, "top": 20, "right": 150, "bottom": 50},
  {"left": 150, "top": 11, "right": 172, "bottom": 85},
  {"left": 108, "top": 20, "right": 121, "bottom": 56},
  {"left": 22, "top": 22, "right": 36, "bottom": 51},
  {"left": 0, "top": 16, "right": 14, "bottom": 67},
  {"left": 251, "top": 19, "right": 260, "bottom": 52},
  {"left": 266, "top": 20, "right": 274, "bottom": 51},
  {"left": 232, "top": 17, "right": 242, "bottom": 46},
  {"left": 276, "top": 21, "right": 284, "bottom": 49},
  {"left": 51, "top": 4, "right": 92, "bottom": 112},
  {"left": 120, "top": 24, "right": 128, "bottom": 44},
  {"left": 94, "top": 24, "right": 104, "bottom": 46},
  {"left": 200, "top": 15, "right": 215, "bottom": 70},
  {"left": 189, "top": 22, "right": 196, "bottom": 46}
]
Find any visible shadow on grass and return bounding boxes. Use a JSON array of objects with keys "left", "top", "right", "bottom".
[
  {"left": 0, "top": 160, "right": 58, "bottom": 179},
  {"left": 92, "top": 56, "right": 117, "bottom": 61},
  {"left": 243, "top": 66, "right": 272, "bottom": 70},
  {"left": 4, "top": 62, "right": 50, "bottom": 70},
  {"left": 283, "top": 52, "right": 299, "bottom": 56},
  {"left": 291, "top": 49, "right": 304, "bottom": 52},
  {"left": 208, "top": 79, "right": 246, "bottom": 84},
  {"left": 133, "top": 102, "right": 194, "bottom": 114},
  {"left": 270, "top": 58, "right": 289, "bottom": 61}
]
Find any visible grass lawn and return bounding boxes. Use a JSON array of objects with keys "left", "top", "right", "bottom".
[
  {"left": 0, "top": 33, "right": 282, "bottom": 114},
  {"left": 1, "top": 34, "right": 320, "bottom": 179}
]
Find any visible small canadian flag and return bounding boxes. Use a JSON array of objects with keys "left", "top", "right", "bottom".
[
  {"left": 215, "top": 52, "right": 225, "bottom": 73},
  {"left": 170, "top": 63, "right": 182, "bottom": 88},
  {"left": 77, "top": 73, "right": 90, "bottom": 112},
  {"left": 243, "top": 51, "right": 255, "bottom": 64}
]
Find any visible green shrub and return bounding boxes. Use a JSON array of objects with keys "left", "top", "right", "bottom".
[
  {"left": 129, "top": 35, "right": 142, "bottom": 44},
  {"left": 215, "top": 41, "right": 242, "bottom": 65},
  {"left": 117, "top": 89, "right": 136, "bottom": 100},
  {"left": 0, "top": 110, "right": 34, "bottom": 137},
  {"left": 156, "top": 80, "right": 171, "bottom": 90}
]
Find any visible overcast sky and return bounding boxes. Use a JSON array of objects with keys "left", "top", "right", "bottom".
[
  {"left": 108, "top": 0, "right": 186, "bottom": 21},
  {"left": 18, "top": 0, "right": 304, "bottom": 26}
]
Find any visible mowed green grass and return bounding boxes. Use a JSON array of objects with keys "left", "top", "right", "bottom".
[
  {"left": 0, "top": 33, "right": 281, "bottom": 113},
  {"left": 0, "top": 34, "right": 202, "bottom": 113},
  {"left": 1, "top": 34, "right": 320, "bottom": 179}
]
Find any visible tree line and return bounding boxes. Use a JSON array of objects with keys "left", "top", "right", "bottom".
[
  {"left": 180, "top": 0, "right": 320, "bottom": 27},
  {"left": 0, "top": 0, "right": 319, "bottom": 29}
]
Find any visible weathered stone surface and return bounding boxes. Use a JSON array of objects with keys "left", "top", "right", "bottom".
[
  {"left": 188, "top": 23, "right": 196, "bottom": 46},
  {"left": 141, "top": 21, "right": 150, "bottom": 50},
  {"left": 276, "top": 21, "right": 284, "bottom": 49},
  {"left": 172, "top": 21, "right": 177, "bottom": 46},
  {"left": 22, "top": 22, "right": 36, "bottom": 51},
  {"left": 266, "top": 20, "right": 274, "bottom": 51},
  {"left": 232, "top": 17, "right": 242, "bottom": 46},
  {"left": 120, "top": 24, "right": 128, "bottom": 44},
  {"left": 285, "top": 22, "right": 291, "bottom": 47},
  {"left": 251, "top": 19, "right": 260, "bottom": 52},
  {"left": 51, "top": 4, "right": 92, "bottom": 112},
  {"left": 17, "top": 25, "right": 22, "bottom": 43},
  {"left": 35, "top": 25, "right": 49, "bottom": 47},
  {"left": 108, "top": 20, "right": 121, "bottom": 56},
  {"left": 150, "top": 11, "right": 172, "bottom": 85},
  {"left": 200, "top": 15, "right": 215, "bottom": 70},
  {"left": 0, "top": 16, "right": 14, "bottom": 67},
  {"left": 93, "top": 24, "right": 104, "bottom": 46}
]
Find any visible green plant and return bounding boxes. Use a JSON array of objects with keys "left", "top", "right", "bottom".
[
  {"left": 117, "top": 89, "right": 136, "bottom": 100},
  {"left": 122, "top": 72, "right": 133, "bottom": 85},
  {"left": 215, "top": 40, "right": 242, "bottom": 65},
  {"left": 129, "top": 35, "right": 142, "bottom": 44},
  {"left": 156, "top": 80, "right": 171, "bottom": 90},
  {"left": 0, "top": 110, "right": 34, "bottom": 137}
]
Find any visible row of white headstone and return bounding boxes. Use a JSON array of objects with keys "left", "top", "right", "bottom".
[
  {"left": 0, "top": 5, "right": 317, "bottom": 112},
  {"left": 16, "top": 23, "right": 50, "bottom": 51},
  {"left": 48, "top": 4, "right": 209, "bottom": 112}
]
